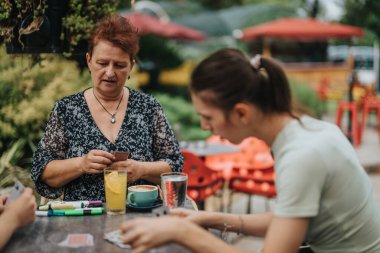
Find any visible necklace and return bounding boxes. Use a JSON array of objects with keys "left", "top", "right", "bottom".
[{"left": 92, "top": 88, "right": 124, "bottom": 124}]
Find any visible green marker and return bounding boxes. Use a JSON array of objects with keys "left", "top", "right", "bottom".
[{"left": 64, "top": 208, "right": 103, "bottom": 216}]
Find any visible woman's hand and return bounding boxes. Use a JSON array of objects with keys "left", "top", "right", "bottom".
[
  {"left": 120, "top": 216, "right": 182, "bottom": 253},
  {"left": 3, "top": 188, "right": 36, "bottom": 229},
  {"left": 112, "top": 159, "right": 144, "bottom": 182},
  {"left": 80, "top": 150, "right": 115, "bottom": 174},
  {"left": 170, "top": 208, "right": 210, "bottom": 227}
]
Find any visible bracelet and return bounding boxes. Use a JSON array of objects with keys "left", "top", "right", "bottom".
[
  {"left": 221, "top": 222, "right": 232, "bottom": 241},
  {"left": 237, "top": 215, "right": 244, "bottom": 236}
]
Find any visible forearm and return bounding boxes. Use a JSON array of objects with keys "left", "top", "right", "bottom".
[
  {"left": 200, "top": 211, "right": 272, "bottom": 237},
  {"left": 140, "top": 161, "right": 171, "bottom": 184},
  {"left": 41, "top": 157, "right": 83, "bottom": 187},
  {"left": 177, "top": 221, "right": 250, "bottom": 253},
  {"left": 0, "top": 213, "right": 18, "bottom": 250}
]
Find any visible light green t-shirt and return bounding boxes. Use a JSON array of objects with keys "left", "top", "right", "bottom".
[{"left": 271, "top": 115, "right": 380, "bottom": 253}]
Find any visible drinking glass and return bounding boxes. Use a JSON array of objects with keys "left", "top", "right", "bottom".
[
  {"left": 104, "top": 167, "right": 127, "bottom": 215},
  {"left": 161, "top": 172, "right": 188, "bottom": 208}
]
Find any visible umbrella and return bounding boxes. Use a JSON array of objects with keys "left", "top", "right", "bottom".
[
  {"left": 122, "top": 12, "right": 206, "bottom": 41},
  {"left": 237, "top": 18, "right": 364, "bottom": 41}
]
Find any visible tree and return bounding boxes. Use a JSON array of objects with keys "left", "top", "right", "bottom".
[{"left": 341, "top": 0, "right": 380, "bottom": 39}]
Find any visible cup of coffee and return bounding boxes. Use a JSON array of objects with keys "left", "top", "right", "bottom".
[{"left": 127, "top": 185, "right": 158, "bottom": 207}]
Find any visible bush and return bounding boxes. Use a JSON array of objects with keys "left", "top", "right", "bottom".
[
  {"left": 153, "top": 92, "right": 210, "bottom": 141},
  {"left": 0, "top": 46, "right": 90, "bottom": 187},
  {"left": 290, "top": 81, "right": 324, "bottom": 118}
]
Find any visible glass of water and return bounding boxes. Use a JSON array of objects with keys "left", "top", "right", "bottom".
[{"left": 161, "top": 172, "right": 188, "bottom": 208}]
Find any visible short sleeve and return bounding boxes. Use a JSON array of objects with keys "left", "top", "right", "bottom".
[
  {"left": 151, "top": 100, "right": 183, "bottom": 172},
  {"left": 274, "top": 148, "right": 328, "bottom": 217},
  {"left": 31, "top": 102, "right": 67, "bottom": 199}
]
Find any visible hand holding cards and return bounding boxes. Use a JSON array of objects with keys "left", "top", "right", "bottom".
[{"left": 5, "top": 180, "right": 25, "bottom": 205}]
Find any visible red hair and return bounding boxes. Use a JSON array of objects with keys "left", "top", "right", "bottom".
[{"left": 88, "top": 14, "right": 139, "bottom": 61}]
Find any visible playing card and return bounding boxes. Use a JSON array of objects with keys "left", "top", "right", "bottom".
[
  {"left": 152, "top": 206, "right": 170, "bottom": 217},
  {"left": 104, "top": 230, "right": 131, "bottom": 249},
  {"left": 112, "top": 151, "right": 129, "bottom": 161},
  {"left": 58, "top": 233, "right": 93, "bottom": 248},
  {"left": 5, "top": 181, "right": 25, "bottom": 205}
]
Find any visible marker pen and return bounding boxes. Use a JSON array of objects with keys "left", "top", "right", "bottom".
[
  {"left": 64, "top": 208, "right": 103, "bottom": 216},
  {"left": 35, "top": 210, "right": 65, "bottom": 216}
]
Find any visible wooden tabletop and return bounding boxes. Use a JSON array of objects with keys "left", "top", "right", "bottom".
[{"left": 3, "top": 203, "right": 193, "bottom": 253}]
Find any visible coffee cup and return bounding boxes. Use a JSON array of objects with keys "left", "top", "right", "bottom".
[{"left": 127, "top": 185, "right": 158, "bottom": 207}]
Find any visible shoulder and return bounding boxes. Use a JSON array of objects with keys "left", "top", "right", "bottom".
[{"left": 129, "top": 89, "right": 162, "bottom": 109}]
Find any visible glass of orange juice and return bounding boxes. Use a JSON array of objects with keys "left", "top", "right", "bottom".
[{"left": 104, "top": 167, "right": 127, "bottom": 215}]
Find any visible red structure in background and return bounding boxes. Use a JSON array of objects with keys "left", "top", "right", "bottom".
[
  {"left": 122, "top": 12, "right": 206, "bottom": 41},
  {"left": 238, "top": 18, "right": 363, "bottom": 41}
]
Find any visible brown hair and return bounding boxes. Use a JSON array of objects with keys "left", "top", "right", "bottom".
[
  {"left": 88, "top": 14, "right": 139, "bottom": 61},
  {"left": 190, "top": 48, "right": 295, "bottom": 117}
]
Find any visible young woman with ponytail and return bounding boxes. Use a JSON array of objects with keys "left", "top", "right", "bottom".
[{"left": 119, "top": 48, "right": 380, "bottom": 253}]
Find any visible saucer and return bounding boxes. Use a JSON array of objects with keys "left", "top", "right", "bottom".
[{"left": 126, "top": 198, "right": 163, "bottom": 212}]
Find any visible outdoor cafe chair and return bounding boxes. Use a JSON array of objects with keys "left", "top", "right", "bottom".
[
  {"left": 205, "top": 136, "right": 276, "bottom": 213},
  {"left": 181, "top": 150, "right": 224, "bottom": 210}
]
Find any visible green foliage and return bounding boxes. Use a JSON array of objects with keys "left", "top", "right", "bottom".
[
  {"left": 0, "top": 140, "right": 33, "bottom": 188},
  {"left": 0, "top": 46, "right": 90, "bottom": 183},
  {"left": 341, "top": 0, "right": 380, "bottom": 40},
  {"left": 290, "top": 81, "right": 324, "bottom": 117},
  {"left": 153, "top": 92, "right": 210, "bottom": 141},
  {"left": 62, "top": 0, "right": 118, "bottom": 53},
  {"left": 139, "top": 36, "right": 183, "bottom": 69}
]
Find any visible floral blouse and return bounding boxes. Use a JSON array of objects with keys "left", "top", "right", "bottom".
[{"left": 31, "top": 88, "right": 183, "bottom": 201}]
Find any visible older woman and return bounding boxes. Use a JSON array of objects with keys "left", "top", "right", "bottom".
[
  {"left": 31, "top": 15, "right": 183, "bottom": 201},
  {"left": 120, "top": 48, "right": 380, "bottom": 253}
]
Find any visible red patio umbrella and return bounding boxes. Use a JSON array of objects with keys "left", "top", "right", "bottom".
[
  {"left": 238, "top": 18, "right": 364, "bottom": 41},
  {"left": 122, "top": 12, "right": 206, "bottom": 41}
]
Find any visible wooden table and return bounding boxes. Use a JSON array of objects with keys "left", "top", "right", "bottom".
[{"left": 3, "top": 202, "right": 193, "bottom": 253}]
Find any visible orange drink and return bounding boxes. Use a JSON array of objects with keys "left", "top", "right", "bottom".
[{"left": 104, "top": 167, "right": 127, "bottom": 215}]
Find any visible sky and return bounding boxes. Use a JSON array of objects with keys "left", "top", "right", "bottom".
[{"left": 320, "top": 0, "right": 344, "bottom": 20}]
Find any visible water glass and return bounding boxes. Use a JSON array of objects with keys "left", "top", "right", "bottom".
[{"left": 161, "top": 172, "right": 188, "bottom": 208}]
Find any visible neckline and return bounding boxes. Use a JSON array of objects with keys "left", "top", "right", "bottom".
[{"left": 82, "top": 87, "right": 133, "bottom": 145}]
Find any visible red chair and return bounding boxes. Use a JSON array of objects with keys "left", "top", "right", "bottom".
[
  {"left": 205, "top": 136, "right": 274, "bottom": 180},
  {"left": 360, "top": 96, "right": 380, "bottom": 143},
  {"left": 336, "top": 101, "right": 360, "bottom": 146},
  {"left": 205, "top": 136, "right": 276, "bottom": 213},
  {"left": 181, "top": 150, "right": 224, "bottom": 210}
]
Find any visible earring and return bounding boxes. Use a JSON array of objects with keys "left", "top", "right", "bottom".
[
  {"left": 128, "top": 75, "right": 130, "bottom": 80},
  {"left": 89, "top": 70, "right": 91, "bottom": 74}
]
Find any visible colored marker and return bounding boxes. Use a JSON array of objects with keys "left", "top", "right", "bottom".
[
  {"left": 64, "top": 208, "right": 103, "bottom": 216},
  {"left": 35, "top": 210, "right": 65, "bottom": 216},
  {"left": 38, "top": 200, "right": 103, "bottom": 211}
]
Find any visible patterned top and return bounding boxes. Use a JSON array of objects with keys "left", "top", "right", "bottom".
[{"left": 31, "top": 88, "right": 183, "bottom": 201}]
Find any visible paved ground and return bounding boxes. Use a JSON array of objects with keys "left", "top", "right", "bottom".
[{"left": 205, "top": 112, "right": 380, "bottom": 252}]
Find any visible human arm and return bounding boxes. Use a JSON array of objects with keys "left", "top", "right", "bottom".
[
  {"left": 170, "top": 208, "right": 272, "bottom": 237},
  {"left": 31, "top": 101, "right": 115, "bottom": 196},
  {"left": 41, "top": 149, "right": 115, "bottom": 187},
  {"left": 262, "top": 216, "right": 309, "bottom": 253},
  {"left": 120, "top": 217, "right": 249, "bottom": 253},
  {"left": 0, "top": 188, "right": 36, "bottom": 250}
]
